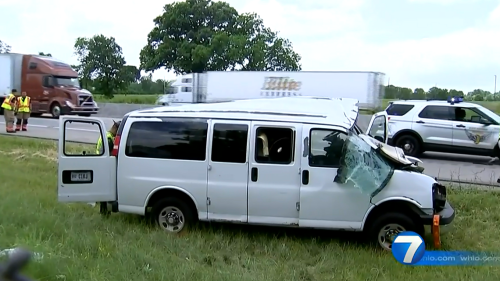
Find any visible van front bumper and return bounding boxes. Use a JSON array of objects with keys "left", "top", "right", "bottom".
[{"left": 420, "top": 201, "right": 455, "bottom": 247}]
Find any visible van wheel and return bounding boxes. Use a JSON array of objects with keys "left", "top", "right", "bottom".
[
  {"left": 151, "top": 198, "right": 195, "bottom": 234},
  {"left": 395, "top": 134, "right": 420, "bottom": 156},
  {"left": 368, "top": 212, "right": 418, "bottom": 251},
  {"left": 50, "top": 103, "right": 61, "bottom": 118}
]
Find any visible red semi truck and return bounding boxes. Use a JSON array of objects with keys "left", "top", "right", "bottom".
[{"left": 0, "top": 53, "right": 99, "bottom": 118}]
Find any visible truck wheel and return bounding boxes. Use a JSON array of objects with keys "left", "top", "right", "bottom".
[
  {"left": 368, "top": 212, "right": 419, "bottom": 251},
  {"left": 395, "top": 134, "right": 420, "bottom": 156},
  {"left": 50, "top": 103, "right": 61, "bottom": 118},
  {"left": 151, "top": 197, "right": 195, "bottom": 234}
]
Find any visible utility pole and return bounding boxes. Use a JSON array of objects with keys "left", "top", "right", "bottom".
[
  {"left": 495, "top": 75, "right": 497, "bottom": 94},
  {"left": 387, "top": 77, "right": 390, "bottom": 86}
]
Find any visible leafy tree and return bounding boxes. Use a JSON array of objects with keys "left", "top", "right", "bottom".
[
  {"left": 121, "top": 65, "right": 141, "bottom": 84},
  {"left": 0, "top": 40, "right": 11, "bottom": 53},
  {"left": 38, "top": 52, "right": 52, "bottom": 57},
  {"left": 140, "top": 0, "right": 301, "bottom": 74},
  {"left": 74, "top": 35, "right": 126, "bottom": 98}
]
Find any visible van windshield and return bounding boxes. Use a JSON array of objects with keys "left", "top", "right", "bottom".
[
  {"left": 335, "top": 132, "right": 394, "bottom": 198},
  {"left": 54, "top": 77, "right": 80, "bottom": 88}
]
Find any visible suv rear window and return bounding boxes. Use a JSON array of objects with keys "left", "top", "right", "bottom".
[
  {"left": 125, "top": 118, "right": 208, "bottom": 160},
  {"left": 385, "top": 103, "right": 414, "bottom": 116}
]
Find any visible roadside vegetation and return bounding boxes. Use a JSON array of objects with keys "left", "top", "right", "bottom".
[
  {"left": 1, "top": 135, "right": 500, "bottom": 280},
  {"left": 93, "top": 94, "right": 158, "bottom": 105}
]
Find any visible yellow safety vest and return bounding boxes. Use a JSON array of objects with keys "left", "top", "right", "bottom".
[
  {"left": 96, "top": 132, "right": 115, "bottom": 154},
  {"left": 17, "top": 96, "right": 31, "bottom": 113},
  {"left": 1, "top": 94, "right": 16, "bottom": 111}
]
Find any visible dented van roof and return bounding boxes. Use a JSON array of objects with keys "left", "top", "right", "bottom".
[{"left": 129, "top": 96, "right": 360, "bottom": 129}]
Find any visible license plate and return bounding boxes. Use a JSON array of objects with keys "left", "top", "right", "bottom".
[{"left": 71, "top": 171, "right": 91, "bottom": 182}]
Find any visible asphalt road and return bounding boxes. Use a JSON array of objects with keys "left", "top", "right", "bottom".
[{"left": 1, "top": 114, "right": 499, "bottom": 186}]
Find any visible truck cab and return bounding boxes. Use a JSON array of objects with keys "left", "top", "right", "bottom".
[{"left": 0, "top": 53, "right": 99, "bottom": 118}]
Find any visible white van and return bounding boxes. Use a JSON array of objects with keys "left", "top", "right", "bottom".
[{"left": 57, "top": 96, "right": 454, "bottom": 250}]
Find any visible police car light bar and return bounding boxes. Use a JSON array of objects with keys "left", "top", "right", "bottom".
[{"left": 447, "top": 96, "right": 463, "bottom": 104}]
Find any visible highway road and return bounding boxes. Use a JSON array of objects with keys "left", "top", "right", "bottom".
[{"left": 1, "top": 114, "right": 499, "bottom": 185}]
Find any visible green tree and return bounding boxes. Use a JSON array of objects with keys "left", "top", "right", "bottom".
[
  {"left": 121, "top": 65, "right": 141, "bottom": 84},
  {"left": 140, "top": 0, "right": 301, "bottom": 74},
  {"left": 413, "top": 88, "right": 426, "bottom": 100},
  {"left": 74, "top": 35, "right": 127, "bottom": 98},
  {"left": 38, "top": 52, "right": 52, "bottom": 57},
  {"left": 0, "top": 40, "right": 11, "bottom": 53}
]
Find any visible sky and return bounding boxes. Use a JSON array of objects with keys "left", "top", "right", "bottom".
[{"left": 0, "top": 0, "right": 499, "bottom": 93}]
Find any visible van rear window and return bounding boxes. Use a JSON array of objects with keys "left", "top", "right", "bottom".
[
  {"left": 385, "top": 104, "right": 414, "bottom": 116},
  {"left": 125, "top": 118, "right": 208, "bottom": 160}
]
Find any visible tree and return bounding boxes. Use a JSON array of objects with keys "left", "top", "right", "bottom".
[
  {"left": 121, "top": 65, "right": 141, "bottom": 84},
  {"left": 140, "top": 0, "right": 301, "bottom": 74},
  {"left": 38, "top": 52, "right": 52, "bottom": 57},
  {"left": 74, "top": 35, "right": 127, "bottom": 98},
  {"left": 0, "top": 40, "right": 11, "bottom": 53}
]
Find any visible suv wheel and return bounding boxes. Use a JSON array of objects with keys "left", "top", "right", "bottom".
[
  {"left": 368, "top": 213, "right": 418, "bottom": 251},
  {"left": 395, "top": 134, "right": 420, "bottom": 156}
]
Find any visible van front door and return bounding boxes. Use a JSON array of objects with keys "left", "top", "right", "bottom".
[
  {"left": 207, "top": 120, "right": 251, "bottom": 222},
  {"left": 247, "top": 122, "right": 302, "bottom": 225},
  {"left": 299, "top": 125, "right": 372, "bottom": 229},
  {"left": 57, "top": 116, "right": 116, "bottom": 202},
  {"left": 366, "top": 111, "right": 389, "bottom": 143}
]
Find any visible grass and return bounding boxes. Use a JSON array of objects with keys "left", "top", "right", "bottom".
[
  {"left": 2, "top": 135, "right": 500, "bottom": 280},
  {"left": 93, "top": 94, "right": 158, "bottom": 105}
]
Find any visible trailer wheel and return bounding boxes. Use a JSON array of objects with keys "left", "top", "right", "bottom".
[{"left": 50, "top": 103, "right": 61, "bottom": 119}]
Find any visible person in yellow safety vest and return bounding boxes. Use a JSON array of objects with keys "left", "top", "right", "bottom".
[
  {"left": 1, "top": 89, "right": 19, "bottom": 133},
  {"left": 95, "top": 120, "right": 121, "bottom": 154},
  {"left": 15, "top": 91, "right": 32, "bottom": 131}
]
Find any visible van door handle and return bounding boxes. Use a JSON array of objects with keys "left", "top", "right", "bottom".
[
  {"left": 251, "top": 167, "right": 258, "bottom": 182},
  {"left": 415, "top": 120, "right": 425, "bottom": 124},
  {"left": 456, "top": 124, "right": 465, "bottom": 128},
  {"left": 302, "top": 170, "right": 309, "bottom": 185}
]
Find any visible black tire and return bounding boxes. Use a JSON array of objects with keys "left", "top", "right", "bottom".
[
  {"left": 367, "top": 212, "right": 419, "bottom": 251},
  {"left": 151, "top": 197, "right": 195, "bottom": 234},
  {"left": 395, "top": 134, "right": 421, "bottom": 156},
  {"left": 50, "top": 103, "right": 61, "bottom": 119},
  {"left": 0, "top": 107, "right": 3, "bottom": 115}
]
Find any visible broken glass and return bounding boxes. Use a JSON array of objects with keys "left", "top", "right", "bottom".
[{"left": 334, "top": 133, "right": 394, "bottom": 198}]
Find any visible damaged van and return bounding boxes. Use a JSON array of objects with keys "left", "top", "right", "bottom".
[{"left": 56, "top": 96, "right": 455, "bottom": 250}]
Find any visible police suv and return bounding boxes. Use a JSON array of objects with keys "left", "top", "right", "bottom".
[
  {"left": 384, "top": 97, "right": 500, "bottom": 158},
  {"left": 56, "top": 96, "right": 454, "bottom": 250}
]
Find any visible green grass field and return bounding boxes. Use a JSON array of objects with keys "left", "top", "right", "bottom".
[
  {"left": 1, "top": 135, "right": 500, "bottom": 280},
  {"left": 94, "top": 94, "right": 158, "bottom": 104},
  {"left": 92, "top": 95, "right": 500, "bottom": 115}
]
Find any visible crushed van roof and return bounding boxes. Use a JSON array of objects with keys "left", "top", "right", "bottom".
[{"left": 129, "top": 96, "right": 360, "bottom": 129}]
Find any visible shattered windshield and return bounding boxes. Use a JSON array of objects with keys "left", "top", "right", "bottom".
[{"left": 334, "top": 132, "right": 394, "bottom": 198}]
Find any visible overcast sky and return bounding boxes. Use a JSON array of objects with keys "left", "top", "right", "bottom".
[{"left": 1, "top": 0, "right": 499, "bottom": 93}]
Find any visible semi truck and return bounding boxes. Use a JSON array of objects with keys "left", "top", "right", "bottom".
[
  {"left": 156, "top": 71, "right": 386, "bottom": 111},
  {"left": 0, "top": 53, "right": 99, "bottom": 118}
]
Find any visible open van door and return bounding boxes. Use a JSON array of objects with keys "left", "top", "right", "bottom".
[
  {"left": 365, "top": 111, "right": 388, "bottom": 144},
  {"left": 58, "top": 116, "right": 117, "bottom": 202}
]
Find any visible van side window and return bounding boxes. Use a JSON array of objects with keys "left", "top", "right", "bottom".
[
  {"left": 125, "top": 119, "right": 208, "bottom": 161},
  {"left": 211, "top": 123, "right": 248, "bottom": 163},
  {"left": 255, "top": 127, "right": 294, "bottom": 164},
  {"left": 309, "top": 129, "right": 347, "bottom": 168}
]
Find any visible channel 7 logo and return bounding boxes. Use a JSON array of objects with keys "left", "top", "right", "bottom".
[{"left": 391, "top": 231, "right": 426, "bottom": 265}]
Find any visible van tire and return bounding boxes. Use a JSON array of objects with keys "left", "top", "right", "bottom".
[
  {"left": 50, "top": 103, "right": 61, "bottom": 119},
  {"left": 151, "top": 197, "right": 195, "bottom": 234},
  {"left": 367, "top": 212, "right": 418, "bottom": 251}
]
